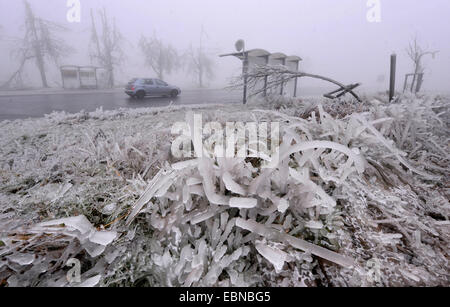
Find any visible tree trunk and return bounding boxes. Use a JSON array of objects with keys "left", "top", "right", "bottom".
[
  {"left": 108, "top": 66, "right": 114, "bottom": 88},
  {"left": 199, "top": 65, "right": 203, "bottom": 88},
  {"left": 25, "top": 1, "right": 48, "bottom": 88},
  {"left": 410, "top": 59, "right": 421, "bottom": 92},
  {"left": 35, "top": 54, "right": 48, "bottom": 88}
]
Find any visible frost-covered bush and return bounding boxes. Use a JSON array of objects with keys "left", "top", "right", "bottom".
[
  {"left": 258, "top": 94, "right": 370, "bottom": 119},
  {"left": 0, "top": 96, "right": 448, "bottom": 287}
]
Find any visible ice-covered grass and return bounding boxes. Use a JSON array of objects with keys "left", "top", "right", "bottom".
[{"left": 0, "top": 95, "right": 448, "bottom": 287}]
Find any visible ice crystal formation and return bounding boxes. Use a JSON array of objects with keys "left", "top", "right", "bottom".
[{"left": 0, "top": 95, "right": 448, "bottom": 287}]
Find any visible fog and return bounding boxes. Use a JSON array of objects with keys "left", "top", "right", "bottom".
[{"left": 0, "top": 0, "right": 449, "bottom": 92}]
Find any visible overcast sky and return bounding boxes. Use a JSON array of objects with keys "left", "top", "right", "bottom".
[{"left": 0, "top": 0, "right": 449, "bottom": 92}]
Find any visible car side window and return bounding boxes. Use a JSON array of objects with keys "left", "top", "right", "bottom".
[
  {"left": 155, "top": 80, "right": 167, "bottom": 86},
  {"left": 144, "top": 79, "right": 154, "bottom": 85}
]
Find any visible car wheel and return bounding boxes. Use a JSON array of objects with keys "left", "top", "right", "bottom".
[
  {"left": 170, "top": 90, "right": 179, "bottom": 98},
  {"left": 136, "top": 91, "right": 145, "bottom": 99}
]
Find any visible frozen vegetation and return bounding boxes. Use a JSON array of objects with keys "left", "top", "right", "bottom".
[{"left": 0, "top": 94, "right": 448, "bottom": 287}]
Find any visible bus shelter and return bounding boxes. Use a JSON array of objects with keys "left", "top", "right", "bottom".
[
  {"left": 220, "top": 49, "right": 302, "bottom": 104},
  {"left": 60, "top": 65, "right": 103, "bottom": 89}
]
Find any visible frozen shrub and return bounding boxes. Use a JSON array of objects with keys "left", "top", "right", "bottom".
[{"left": 0, "top": 96, "right": 448, "bottom": 287}]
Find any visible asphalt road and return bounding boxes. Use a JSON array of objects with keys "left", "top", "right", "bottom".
[{"left": 0, "top": 88, "right": 242, "bottom": 121}]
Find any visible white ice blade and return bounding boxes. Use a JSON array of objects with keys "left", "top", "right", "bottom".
[
  {"left": 236, "top": 218, "right": 356, "bottom": 268},
  {"left": 89, "top": 231, "right": 118, "bottom": 246},
  {"left": 229, "top": 197, "right": 257, "bottom": 209},
  {"left": 255, "top": 242, "right": 287, "bottom": 272},
  {"left": 36, "top": 215, "right": 94, "bottom": 235},
  {"left": 222, "top": 172, "right": 247, "bottom": 196}
]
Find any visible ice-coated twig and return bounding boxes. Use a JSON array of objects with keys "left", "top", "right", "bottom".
[
  {"left": 126, "top": 168, "right": 178, "bottom": 225},
  {"left": 235, "top": 218, "right": 356, "bottom": 268},
  {"left": 249, "top": 140, "right": 365, "bottom": 194},
  {"left": 356, "top": 114, "right": 441, "bottom": 181}
]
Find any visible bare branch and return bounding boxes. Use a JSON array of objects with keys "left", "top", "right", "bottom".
[
  {"left": 89, "top": 8, "right": 124, "bottom": 88},
  {"left": 184, "top": 43, "right": 215, "bottom": 87},
  {"left": 228, "top": 65, "right": 362, "bottom": 102},
  {"left": 406, "top": 35, "right": 439, "bottom": 74},
  {"left": 3, "top": 1, "right": 74, "bottom": 88}
]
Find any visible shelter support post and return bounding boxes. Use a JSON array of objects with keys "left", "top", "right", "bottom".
[
  {"left": 243, "top": 53, "right": 249, "bottom": 104},
  {"left": 293, "top": 61, "right": 299, "bottom": 97},
  {"left": 280, "top": 58, "right": 286, "bottom": 95},
  {"left": 263, "top": 55, "right": 269, "bottom": 97}
]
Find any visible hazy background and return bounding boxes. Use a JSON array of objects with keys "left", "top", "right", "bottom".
[{"left": 0, "top": 0, "right": 449, "bottom": 93}]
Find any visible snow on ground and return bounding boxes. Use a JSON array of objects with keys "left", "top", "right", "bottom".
[{"left": 0, "top": 94, "right": 448, "bottom": 287}]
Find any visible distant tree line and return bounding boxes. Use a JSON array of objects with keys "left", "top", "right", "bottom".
[{"left": 1, "top": 1, "right": 215, "bottom": 90}]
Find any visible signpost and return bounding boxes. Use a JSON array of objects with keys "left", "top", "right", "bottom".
[{"left": 389, "top": 53, "right": 397, "bottom": 102}]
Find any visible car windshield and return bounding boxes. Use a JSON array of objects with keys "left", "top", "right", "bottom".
[{"left": 128, "top": 78, "right": 138, "bottom": 84}]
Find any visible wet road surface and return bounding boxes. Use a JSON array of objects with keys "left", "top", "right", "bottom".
[{"left": 0, "top": 88, "right": 242, "bottom": 121}]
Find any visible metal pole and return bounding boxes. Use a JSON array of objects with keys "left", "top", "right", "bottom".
[
  {"left": 243, "top": 53, "right": 249, "bottom": 104},
  {"left": 293, "top": 61, "right": 299, "bottom": 97},
  {"left": 389, "top": 53, "right": 397, "bottom": 102},
  {"left": 280, "top": 58, "right": 286, "bottom": 95},
  {"left": 263, "top": 56, "right": 269, "bottom": 97}
]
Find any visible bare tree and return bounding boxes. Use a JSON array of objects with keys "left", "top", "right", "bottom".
[
  {"left": 139, "top": 34, "right": 179, "bottom": 80},
  {"left": 184, "top": 28, "right": 215, "bottom": 87},
  {"left": 406, "top": 36, "right": 439, "bottom": 92},
  {"left": 2, "top": 1, "right": 72, "bottom": 89},
  {"left": 185, "top": 44, "right": 214, "bottom": 87},
  {"left": 89, "top": 8, "right": 124, "bottom": 88}
]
